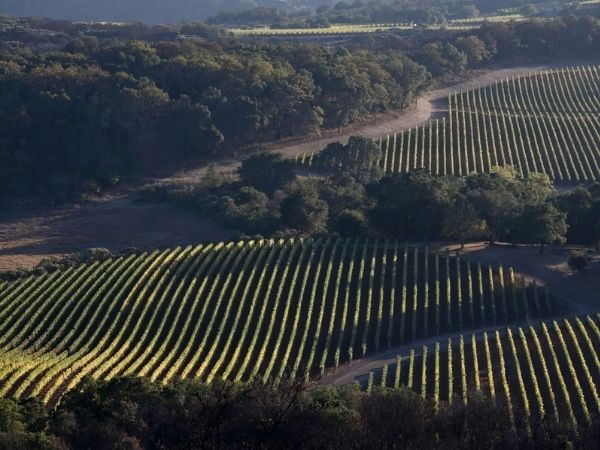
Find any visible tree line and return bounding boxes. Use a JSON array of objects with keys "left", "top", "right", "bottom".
[
  {"left": 143, "top": 139, "right": 600, "bottom": 251},
  {"left": 207, "top": 0, "right": 548, "bottom": 27},
  {"left": 1, "top": 375, "right": 599, "bottom": 449}
]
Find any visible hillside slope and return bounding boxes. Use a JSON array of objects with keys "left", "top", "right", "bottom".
[
  {"left": 0, "top": 239, "right": 559, "bottom": 403},
  {"left": 324, "top": 315, "right": 600, "bottom": 428}
]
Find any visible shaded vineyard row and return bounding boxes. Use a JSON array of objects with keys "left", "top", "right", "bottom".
[
  {"left": 301, "top": 65, "right": 600, "bottom": 181},
  {"left": 363, "top": 315, "right": 600, "bottom": 429},
  {"left": 0, "top": 239, "right": 559, "bottom": 403}
]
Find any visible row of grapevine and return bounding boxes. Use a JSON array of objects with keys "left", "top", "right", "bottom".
[
  {"left": 365, "top": 314, "right": 600, "bottom": 428},
  {"left": 302, "top": 65, "right": 600, "bottom": 182},
  {"left": 0, "top": 239, "right": 560, "bottom": 404}
]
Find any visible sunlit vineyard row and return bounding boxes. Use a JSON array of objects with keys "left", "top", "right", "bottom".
[
  {"left": 230, "top": 23, "right": 414, "bottom": 36},
  {"left": 302, "top": 66, "right": 600, "bottom": 182},
  {"left": 363, "top": 315, "right": 600, "bottom": 428},
  {"left": 449, "top": 14, "right": 526, "bottom": 24},
  {"left": 0, "top": 239, "right": 559, "bottom": 404},
  {"left": 229, "top": 17, "right": 523, "bottom": 37}
]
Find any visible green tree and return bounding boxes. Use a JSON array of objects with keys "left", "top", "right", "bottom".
[
  {"left": 280, "top": 180, "right": 329, "bottom": 235},
  {"left": 332, "top": 209, "right": 369, "bottom": 237},
  {"left": 442, "top": 196, "right": 487, "bottom": 248},
  {"left": 238, "top": 152, "right": 295, "bottom": 194},
  {"left": 370, "top": 171, "right": 457, "bottom": 241},
  {"left": 568, "top": 251, "right": 590, "bottom": 273},
  {"left": 164, "top": 96, "right": 223, "bottom": 156},
  {"left": 344, "top": 136, "right": 383, "bottom": 184},
  {"left": 518, "top": 204, "right": 568, "bottom": 254},
  {"left": 466, "top": 188, "right": 519, "bottom": 244},
  {"left": 219, "top": 186, "right": 274, "bottom": 233},
  {"left": 454, "top": 36, "right": 490, "bottom": 65}
]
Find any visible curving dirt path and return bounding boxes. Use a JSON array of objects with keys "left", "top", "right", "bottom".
[
  {"left": 318, "top": 324, "right": 523, "bottom": 387},
  {"left": 317, "top": 241, "right": 600, "bottom": 388}
]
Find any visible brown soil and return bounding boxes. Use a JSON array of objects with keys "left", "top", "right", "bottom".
[{"left": 0, "top": 196, "right": 234, "bottom": 271}]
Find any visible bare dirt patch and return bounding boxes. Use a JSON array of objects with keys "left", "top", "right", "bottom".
[{"left": 0, "top": 196, "right": 234, "bottom": 271}]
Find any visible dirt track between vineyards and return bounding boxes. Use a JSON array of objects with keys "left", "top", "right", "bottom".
[
  {"left": 318, "top": 242, "right": 600, "bottom": 388},
  {"left": 0, "top": 61, "right": 596, "bottom": 272},
  {"left": 318, "top": 324, "right": 523, "bottom": 388}
]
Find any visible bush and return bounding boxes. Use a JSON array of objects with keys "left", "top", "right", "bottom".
[{"left": 568, "top": 250, "right": 591, "bottom": 273}]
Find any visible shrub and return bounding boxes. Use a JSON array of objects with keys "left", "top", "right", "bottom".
[{"left": 568, "top": 251, "right": 590, "bottom": 273}]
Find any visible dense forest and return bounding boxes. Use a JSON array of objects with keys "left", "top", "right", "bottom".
[
  {"left": 0, "top": 19, "right": 430, "bottom": 203},
  {"left": 2, "top": 16, "right": 600, "bottom": 203}
]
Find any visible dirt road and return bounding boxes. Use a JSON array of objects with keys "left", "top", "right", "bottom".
[
  {"left": 0, "top": 196, "right": 234, "bottom": 271},
  {"left": 319, "top": 323, "right": 533, "bottom": 387},
  {"left": 317, "top": 241, "right": 600, "bottom": 388}
]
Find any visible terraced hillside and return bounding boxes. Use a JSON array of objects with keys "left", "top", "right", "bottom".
[
  {"left": 355, "top": 315, "right": 600, "bottom": 428},
  {"left": 302, "top": 65, "right": 600, "bottom": 182},
  {"left": 0, "top": 239, "right": 559, "bottom": 403}
]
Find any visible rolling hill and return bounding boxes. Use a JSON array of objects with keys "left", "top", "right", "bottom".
[{"left": 0, "top": 239, "right": 560, "bottom": 404}]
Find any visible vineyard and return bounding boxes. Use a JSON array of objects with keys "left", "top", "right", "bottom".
[
  {"left": 0, "top": 239, "right": 559, "bottom": 404},
  {"left": 361, "top": 315, "right": 600, "bottom": 427},
  {"left": 230, "top": 23, "right": 414, "bottom": 36},
  {"left": 303, "top": 66, "right": 600, "bottom": 182},
  {"left": 229, "top": 15, "right": 528, "bottom": 37}
]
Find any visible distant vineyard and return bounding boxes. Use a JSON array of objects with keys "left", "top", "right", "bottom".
[
  {"left": 0, "top": 239, "right": 559, "bottom": 403},
  {"left": 230, "top": 23, "right": 413, "bottom": 36},
  {"left": 448, "top": 14, "right": 526, "bottom": 25},
  {"left": 230, "top": 14, "right": 530, "bottom": 37},
  {"left": 362, "top": 315, "right": 600, "bottom": 427},
  {"left": 302, "top": 66, "right": 600, "bottom": 182}
]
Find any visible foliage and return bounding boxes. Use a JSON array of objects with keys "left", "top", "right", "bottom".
[
  {"left": 280, "top": 180, "right": 329, "bottom": 234},
  {"left": 2, "top": 372, "right": 599, "bottom": 448},
  {"left": 238, "top": 152, "right": 295, "bottom": 194},
  {"left": 568, "top": 250, "right": 591, "bottom": 272},
  {"left": 148, "top": 162, "right": 592, "bottom": 249},
  {"left": 0, "top": 25, "right": 429, "bottom": 203}
]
